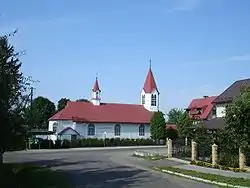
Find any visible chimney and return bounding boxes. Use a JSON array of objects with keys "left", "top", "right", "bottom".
[{"left": 203, "top": 96, "right": 208, "bottom": 98}]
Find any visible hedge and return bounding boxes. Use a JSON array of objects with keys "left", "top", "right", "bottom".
[{"left": 30, "top": 138, "right": 161, "bottom": 149}]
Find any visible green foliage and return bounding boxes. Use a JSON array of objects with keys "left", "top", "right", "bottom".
[
  {"left": 25, "top": 96, "right": 56, "bottom": 129},
  {"left": 224, "top": 86, "right": 250, "bottom": 151},
  {"left": 167, "top": 108, "right": 184, "bottom": 124},
  {"left": 0, "top": 34, "right": 31, "bottom": 157},
  {"left": 57, "top": 98, "right": 70, "bottom": 111},
  {"left": 30, "top": 138, "right": 158, "bottom": 149},
  {"left": 76, "top": 98, "right": 90, "bottom": 102},
  {"left": 177, "top": 112, "right": 193, "bottom": 138},
  {"left": 166, "top": 127, "right": 178, "bottom": 140},
  {"left": 150, "top": 111, "right": 166, "bottom": 140}
]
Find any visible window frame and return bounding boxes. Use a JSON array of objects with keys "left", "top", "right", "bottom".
[
  {"left": 139, "top": 124, "right": 145, "bottom": 136},
  {"left": 151, "top": 94, "right": 157, "bottom": 106},
  {"left": 88, "top": 124, "right": 95, "bottom": 136},
  {"left": 114, "top": 124, "right": 121, "bottom": 136}
]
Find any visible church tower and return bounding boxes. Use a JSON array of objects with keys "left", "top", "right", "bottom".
[
  {"left": 141, "top": 61, "right": 160, "bottom": 112},
  {"left": 91, "top": 77, "right": 101, "bottom": 106}
]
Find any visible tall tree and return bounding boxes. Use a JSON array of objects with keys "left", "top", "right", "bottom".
[
  {"left": 26, "top": 96, "right": 56, "bottom": 129},
  {"left": 150, "top": 111, "right": 166, "bottom": 141},
  {"left": 167, "top": 108, "right": 184, "bottom": 124},
  {"left": 0, "top": 33, "right": 31, "bottom": 163},
  {"left": 224, "top": 86, "right": 250, "bottom": 152},
  {"left": 177, "top": 112, "right": 194, "bottom": 138},
  {"left": 57, "top": 98, "right": 70, "bottom": 111}
]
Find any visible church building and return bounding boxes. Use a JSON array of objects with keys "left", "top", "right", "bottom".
[{"left": 48, "top": 65, "right": 160, "bottom": 140}]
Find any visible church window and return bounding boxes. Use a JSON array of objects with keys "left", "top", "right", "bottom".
[
  {"left": 142, "top": 95, "right": 145, "bottom": 104},
  {"left": 139, "top": 124, "right": 145, "bottom": 136},
  {"left": 114, "top": 124, "right": 121, "bottom": 136},
  {"left": 151, "top": 94, "right": 157, "bottom": 106},
  {"left": 88, "top": 124, "right": 95, "bottom": 136}
]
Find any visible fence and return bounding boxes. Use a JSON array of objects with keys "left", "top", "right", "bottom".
[{"left": 167, "top": 138, "right": 249, "bottom": 170}]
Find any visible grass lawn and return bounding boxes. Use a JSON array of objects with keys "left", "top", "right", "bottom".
[
  {"left": 0, "top": 163, "right": 73, "bottom": 188},
  {"left": 154, "top": 166, "right": 250, "bottom": 187}
]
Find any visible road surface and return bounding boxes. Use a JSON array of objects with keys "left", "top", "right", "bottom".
[{"left": 4, "top": 147, "right": 215, "bottom": 188}]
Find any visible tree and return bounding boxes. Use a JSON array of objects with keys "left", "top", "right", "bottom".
[
  {"left": 177, "top": 112, "right": 193, "bottom": 139},
  {"left": 0, "top": 33, "right": 31, "bottom": 163},
  {"left": 26, "top": 96, "right": 56, "bottom": 129},
  {"left": 57, "top": 98, "right": 70, "bottom": 111},
  {"left": 150, "top": 111, "right": 166, "bottom": 141},
  {"left": 166, "top": 127, "right": 179, "bottom": 140},
  {"left": 224, "top": 86, "right": 250, "bottom": 152},
  {"left": 167, "top": 108, "right": 184, "bottom": 124},
  {"left": 76, "top": 98, "right": 90, "bottom": 102}
]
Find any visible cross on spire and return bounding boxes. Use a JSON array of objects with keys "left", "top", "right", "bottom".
[{"left": 149, "top": 58, "right": 152, "bottom": 68}]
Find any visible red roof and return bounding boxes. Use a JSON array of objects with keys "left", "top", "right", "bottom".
[
  {"left": 187, "top": 96, "right": 217, "bottom": 120},
  {"left": 49, "top": 101, "right": 153, "bottom": 124},
  {"left": 92, "top": 77, "right": 100, "bottom": 92},
  {"left": 143, "top": 67, "right": 159, "bottom": 93}
]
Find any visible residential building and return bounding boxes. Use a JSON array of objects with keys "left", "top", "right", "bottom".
[
  {"left": 212, "top": 78, "right": 250, "bottom": 118},
  {"left": 48, "top": 65, "right": 160, "bottom": 141}
]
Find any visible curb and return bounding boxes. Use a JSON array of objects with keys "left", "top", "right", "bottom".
[{"left": 155, "top": 167, "right": 249, "bottom": 188}]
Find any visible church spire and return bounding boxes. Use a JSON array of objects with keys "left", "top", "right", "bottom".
[
  {"left": 143, "top": 60, "right": 159, "bottom": 93},
  {"left": 91, "top": 75, "right": 101, "bottom": 105}
]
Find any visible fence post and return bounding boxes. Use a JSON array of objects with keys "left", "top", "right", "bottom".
[
  {"left": 212, "top": 143, "right": 218, "bottom": 166},
  {"left": 167, "top": 138, "right": 173, "bottom": 158},
  {"left": 239, "top": 147, "right": 245, "bottom": 170},
  {"left": 191, "top": 140, "right": 197, "bottom": 161}
]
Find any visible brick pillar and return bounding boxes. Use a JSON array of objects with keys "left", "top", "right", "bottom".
[
  {"left": 167, "top": 138, "right": 173, "bottom": 158},
  {"left": 191, "top": 140, "right": 197, "bottom": 161},
  {"left": 239, "top": 147, "right": 245, "bottom": 170},
  {"left": 212, "top": 143, "right": 218, "bottom": 166}
]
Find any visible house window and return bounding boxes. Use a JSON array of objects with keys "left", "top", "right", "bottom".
[
  {"left": 71, "top": 134, "right": 77, "bottom": 140},
  {"left": 142, "top": 95, "right": 145, "bottom": 105},
  {"left": 139, "top": 124, "right": 145, "bottom": 136},
  {"left": 52, "top": 122, "right": 57, "bottom": 133},
  {"left": 212, "top": 107, "right": 216, "bottom": 116},
  {"left": 114, "top": 124, "right": 121, "bottom": 136},
  {"left": 151, "top": 94, "right": 157, "bottom": 106},
  {"left": 88, "top": 124, "right": 95, "bottom": 136}
]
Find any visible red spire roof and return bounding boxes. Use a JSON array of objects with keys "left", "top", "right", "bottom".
[
  {"left": 143, "top": 67, "right": 159, "bottom": 93},
  {"left": 92, "top": 77, "right": 101, "bottom": 92}
]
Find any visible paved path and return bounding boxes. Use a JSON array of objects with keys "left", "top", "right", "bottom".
[{"left": 4, "top": 148, "right": 215, "bottom": 188}]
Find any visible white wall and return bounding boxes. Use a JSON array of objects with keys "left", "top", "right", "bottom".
[
  {"left": 141, "top": 90, "right": 159, "bottom": 112},
  {"left": 48, "top": 120, "right": 151, "bottom": 140},
  {"left": 215, "top": 104, "right": 227, "bottom": 118}
]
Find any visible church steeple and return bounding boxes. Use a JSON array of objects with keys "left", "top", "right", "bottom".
[
  {"left": 141, "top": 60, "right": 160, "bottom": 112},
  {"left": 91, "top": 76, "right": 101, "bottom": 106}
]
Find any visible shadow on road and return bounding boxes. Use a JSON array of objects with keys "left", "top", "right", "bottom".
[{"left": 15, "top": 158, "right": 151, "bottom": 188}]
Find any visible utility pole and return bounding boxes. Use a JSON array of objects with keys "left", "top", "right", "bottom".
[{"left": 27, "top": 87, "right": 33, "bottom": 150}]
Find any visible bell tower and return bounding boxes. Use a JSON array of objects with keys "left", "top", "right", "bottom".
[{"left": 91, "top": 76, "right": 101, "bottom": 106}]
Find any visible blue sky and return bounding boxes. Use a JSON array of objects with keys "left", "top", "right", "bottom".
[{"left": 1, "top": 0, "right": 250, "bottom": 113}]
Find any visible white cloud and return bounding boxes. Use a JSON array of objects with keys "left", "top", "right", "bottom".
[
  {"left": 168, "top": 0, "right": 203, "bottom": 13},
  {"left": 228, "top": 54, "right": 250, "bottom": 61}
]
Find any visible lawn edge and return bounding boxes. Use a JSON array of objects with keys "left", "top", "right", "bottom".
[{"left": 153, "top": 167, "right": 249, "bottom": 188}]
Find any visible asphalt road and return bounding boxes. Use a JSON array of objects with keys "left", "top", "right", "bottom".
[{"left": 4, "top": 148, "right": 215, "bottom": 188}]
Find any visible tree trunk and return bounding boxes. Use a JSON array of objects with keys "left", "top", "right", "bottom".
[{"left": 0, "top": 148, "right": 4, "bottom": 164}]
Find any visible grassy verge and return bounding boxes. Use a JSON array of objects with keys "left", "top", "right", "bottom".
[
  {"left": 153, "top": 166, "right": 250, "bottom": 187},
  {"left": 0, "top": 163, "right": 73, "bottom": 188},
  {"left": 132, "top": 154, "right": 166, "bottom": 161}
]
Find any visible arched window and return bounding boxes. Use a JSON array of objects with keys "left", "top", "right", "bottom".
[
  {"left": 114, "top": 124, "right": 121, "bottom": 136},
  {"left": 139, "top": 124, "right": 145, "bottom": 136},
  {"left": 151, "top": 94, "right": 157, "bottom": 106},
  {"left": 88, "top": 124, "right": 95, "bottom": 136},
  {"left": 142, "top": 95, "right": 145, "bottom": 105}
]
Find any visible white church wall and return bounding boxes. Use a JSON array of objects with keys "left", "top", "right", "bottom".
[{"left": 48, "top": 120, "right": 151, "bottom": 140}]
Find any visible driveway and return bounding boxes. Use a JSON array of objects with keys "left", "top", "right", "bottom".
[{"left": 4, "top": 148, "right": 215, "bottom": 188}]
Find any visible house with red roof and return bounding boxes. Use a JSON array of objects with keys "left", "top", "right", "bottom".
[
  {"left": 48, "top": 65, "right": 160, "bottom": 141},
  {"left": 186, "top": 96, "right": 217, "bottom": 122}
]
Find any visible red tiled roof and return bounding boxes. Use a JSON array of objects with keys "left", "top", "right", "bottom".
[
  {"left": 143, "top": 67, "right": 158, "bottom": 93},
  {"left": 187, "top": 96, "right": 217, "bottom": 120},
  {"left": 49, "top": 101, "right": 153, "bottom": 124},
  {"left": 93, "top": 77, "right": 100, "bottom": 92}
]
